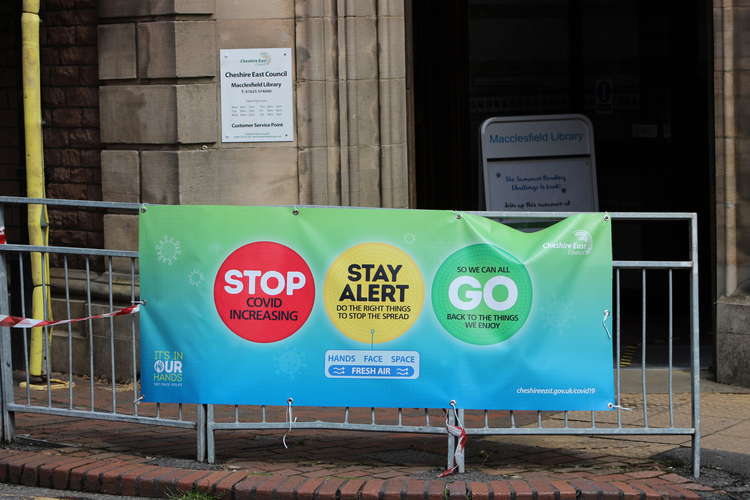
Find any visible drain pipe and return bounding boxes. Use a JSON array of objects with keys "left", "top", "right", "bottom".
[{"left": 21, "top": 0, "right": 53, "bottom": 379}]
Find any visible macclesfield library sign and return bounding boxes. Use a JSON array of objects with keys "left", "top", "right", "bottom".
[{"left": 481, "top": 114, "right": 599, "bottom": 212}]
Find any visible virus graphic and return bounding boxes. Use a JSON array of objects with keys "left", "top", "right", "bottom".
[
  {"left": 275, "top": 350, "right": 307, "bottom": 379},
  {"left": 188, "top": 269, "right": 205, "bottom": 287},
  {"left": 404, "top": 233, "right": 417, "bottom": 244},
  {"left": 156, "top": 235, "right": 182, "bottom": 265}
]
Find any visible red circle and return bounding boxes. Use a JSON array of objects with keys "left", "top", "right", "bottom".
[{"left": 213, "top": 241, "right": 315, "bottom": 343}]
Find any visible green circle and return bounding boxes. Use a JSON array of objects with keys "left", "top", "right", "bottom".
[{"left": 432, "top": 244, "right": 532, "bottom": 345}]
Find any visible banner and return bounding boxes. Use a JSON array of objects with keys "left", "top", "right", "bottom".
[{"left": 139, "top": 206, "right": 614, "bottom": 410}]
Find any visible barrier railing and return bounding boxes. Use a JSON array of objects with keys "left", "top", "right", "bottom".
[
  {"left": 0, "top": 197, "right": 700, "bottom": 477},
  {"left": 0, "top": 197, "right": 205, "bottom": 459}
]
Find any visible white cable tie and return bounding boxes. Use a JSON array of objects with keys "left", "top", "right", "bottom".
[
  {"left": 449, "top": 400, "right": 463, "bottom": 428},
  {"left": 134, "top": 395, "right": 144, "bottom": 405},
  {"left": 282, "top": 397, "right": 297, "bottom": 449},
  {"left": 602, "top": 309, "right": 611, "bottom": 339},
  {"left": 608, "top": 402, "right": 633, "bottom": 411}
]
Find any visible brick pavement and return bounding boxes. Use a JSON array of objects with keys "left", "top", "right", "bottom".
[{"left": 2, "top": 377, "right": 749, "bottom": 498}]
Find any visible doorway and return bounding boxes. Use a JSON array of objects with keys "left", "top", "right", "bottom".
[{"left": 411, "top": 0, "right": 714, "bottom": 368}]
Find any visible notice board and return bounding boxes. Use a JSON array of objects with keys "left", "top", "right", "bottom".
[
  {"left": 481, "top": 115, "right": 598, "bottom": 211},
  {"left": 220, "top": 48, "right": 294, "bottom": 142}
]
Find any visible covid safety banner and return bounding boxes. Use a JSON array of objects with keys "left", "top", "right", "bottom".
[{"left": 139, "top": 206, "right": 614, "bottom": 410}]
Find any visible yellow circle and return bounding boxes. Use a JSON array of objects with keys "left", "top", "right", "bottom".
[{"left": 324, "top": 243, "right": 424, "bottom": 344}]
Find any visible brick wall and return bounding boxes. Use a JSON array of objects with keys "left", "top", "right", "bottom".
[
  {"left": 0, "top": 3, "right": 25, "bottom": 244},
  {"left": 41, "top": 0, "right": 103, "bottom": 252}
]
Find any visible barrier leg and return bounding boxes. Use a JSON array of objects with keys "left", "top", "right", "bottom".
[
  {"left": 692, "top": 433, "right": 701, "bottom": 478},
  {"left": 458, "top": 408, "right": 465, "bottom": 473},
  {"left": 689, "top": 214, "right": 701, "bottom": 479},
  {"left": 446, "top": 409, "right": 455, "bottom": 471},
  {"left": 0, "top": 235, "right": 16, "bottom": 443},
  {"left": 206, "top": 404, "right": 216, "bottom": 464},
  {"left": 196, "top": 403, "right": 206, "bottom": 462}
]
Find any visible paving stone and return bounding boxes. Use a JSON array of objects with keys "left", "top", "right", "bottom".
[
  {"left": 17, "top": 454, "right": 59, "bottom": 486},
  {"left": 611, "top": 480, "right": 646, "bottom": 500},
  {"left": 469, "top": 481, "right": 490, "bottom": 500},
  {"left": 213, "top": 470, "right": 250, "bottom": 500},
  {"left": 316, "top": 477, "right": 347, "bottom": 499},
  {"left": 100, "top": 462, "right": 148, "bottom": 495},
  {"left": 340, "top": 478, "right": 366, "bottom": 500},
  {"left": 426, "top": 480, "right": 446, "bottom": 499},
  {"left": 68, "top": 460, "right": 117, "bottom": 491},
  {"left": 81, "top": 461, "right": 127, "bottom": 492},
  {"left": 47, "top": 457, "right": 99, "bottom": 489},
  {"left": 509, "top": 479, "right": 533, "bottom": 499},
  {"left": 446, "top": 480, "right": 467, "bottom": 500},
  {"left": 232, "top": 475, "right": 268, "bottom": 500},
  {"left": 527, "top": 479, "right": 557, "bottom": 500},
  {"left": 550, "top": 480, "right": 577, "bottom": 500},
  {"left": 627, "top": 469, "right": 663, "bottom": 479},
  {"left": 297, "top": 476, "right": 327, "bottom": 498},
  {"left": 629, "top": 480, "right": 663, "bottom": 500},
  {"left": 119, "top": 465, "right": 158, "bottom": 497}
]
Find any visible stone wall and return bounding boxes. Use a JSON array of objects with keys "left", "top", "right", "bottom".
[
  {"left": 0, "top": 3, "right": 25, "bottom": 243},
  {"left": 97, "top": 0, "right": 410, "bottom": 269},
  {"left": 715, "top": 0, "right": 750, "bottom": 387},
  {"left": 41, "top": 0, "right": 103, "bottom": 252}
]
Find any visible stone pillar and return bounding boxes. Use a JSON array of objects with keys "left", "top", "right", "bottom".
[
  {"left": 715, "top": 0, "right": 750, "bottom": 387},
  {"left": 295, "top": 0, "right": 409, "bottom": 207}
]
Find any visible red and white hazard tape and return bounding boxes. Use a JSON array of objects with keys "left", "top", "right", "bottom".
[
  {"left": 0, "top": 226, "right": 6, "bottom": 244},
  {"left": 0, "top": 304, "right": 141, "bottom": 329},
  {"left": 438, "top": 403, "right": 468, "bottom": 478}
]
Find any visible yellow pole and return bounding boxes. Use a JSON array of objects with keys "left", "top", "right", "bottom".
[{"left": 21, "top": 0, "right": 52, "bottom": 378}]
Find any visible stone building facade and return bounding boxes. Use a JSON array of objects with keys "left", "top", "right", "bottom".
[
  {"left": 1, "top": 0, "right": 102, "bottom": 253},
  {"left": 714, "top": 0, "right": 750, "bottom": 386},
  {"left": 1, "top": 1, "right": 27, "bottom": 245},
  {"left": 97, "top": 0, "right": 410, "bottom": 274},
  {"left": 1, "top": 0, "right": 750, "bottom": 386}
]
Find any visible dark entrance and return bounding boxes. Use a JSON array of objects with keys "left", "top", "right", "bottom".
[{"left": 411, "top": 0, "right": 714, "bottom": 368}]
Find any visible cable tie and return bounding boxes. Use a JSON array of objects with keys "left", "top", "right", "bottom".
[
  {"left": 608, "top": 403, "right": 633, "bottom": 411},
  {"left": 602, "top": 309, "right": 611, "bottom": 339},
  {"left": 282, "top": 397, "right": 297, "bottom": 449}
]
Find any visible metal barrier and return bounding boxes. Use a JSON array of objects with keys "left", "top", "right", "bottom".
[
  {"left": 204, "top": 211, "right": 701, "bottom": 477},
  {"left": 0, "top": 197, "right": 700, "bottom": 477},
  {"left": 0, "top": 197, "right": 205, "bottom": 460}
]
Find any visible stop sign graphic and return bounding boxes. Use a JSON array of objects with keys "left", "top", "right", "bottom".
[{"left": 214, "top": 241, "right": 315, "bottom": 343}]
